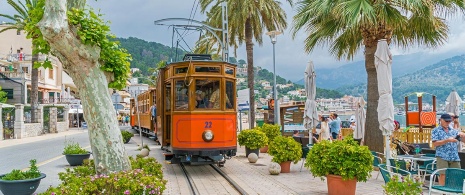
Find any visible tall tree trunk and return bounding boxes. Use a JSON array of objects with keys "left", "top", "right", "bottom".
[
  {"left": 30, "top": 54, "right": 39, "bottom": 123},
  {"left": 39, "top": 0, "right": 131, "bottom": 174},
  {"left": 245, "top": 17, "right": 255, "bottom": 129},
  {"left": 363, "top": 45, "right": 383, "bottom": 153}
]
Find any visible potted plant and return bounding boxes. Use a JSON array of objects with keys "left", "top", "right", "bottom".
[
  {"left": 63, "top": 141, "right": 91, "bottom": 166},
  {"left": 268, "top": 136, "right": 302, "bottom": 173},
  {"left": 238, "top": 129, "right": 268, "bottom": 158},
  {"left": 258, "top": 124, "right": 281, "bottom": 153},
  {"left": 121, "top": 130, "right": 134, "bottom": 144},
  {"left": 383, "top": 174, "right": 422, "bottom": 195},
  {"left": 0, "top": 159, "right": 46, "bottom": 195},
  {"left": 305, "top": 137, "right": 373, "bottom": 195}
]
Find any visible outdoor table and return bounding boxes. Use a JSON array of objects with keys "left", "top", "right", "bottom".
[{"left": 396, "top": 155, "right": 436, "bottom": 181}]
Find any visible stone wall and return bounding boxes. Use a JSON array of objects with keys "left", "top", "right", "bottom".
[
  {"left": 24, "top": 123, "right": 43, "bottom": 138},
  {"left": 57, "top": 122, "right": 69, "bottom": 133}
]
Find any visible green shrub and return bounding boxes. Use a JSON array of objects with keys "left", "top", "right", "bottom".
[
  {"left": 383, "top": 174, "right": 422, "bottom": 195},
  {"left": 40, "top": 156, "right": 166, "bottom": 195},
  {"left": 63, "top": 141, "right": 88, "bottom": 155},
  {"left": 268, "top": 136, "right": 302, "bottom": 164},
  {"left": 305, "top": 137, "right": 373, "bottom": 182},
  {"left": 237, "top": 129, "right": 268, "bottom": 150},
  {"left": 121, "top": 131, "right": 133, "bottom": 143},
  {"left": 0, "top": 159, "right": 41, "bottom": 180},
  {"left": 258, "top": 124, "right": 281, "bottom": 145}
]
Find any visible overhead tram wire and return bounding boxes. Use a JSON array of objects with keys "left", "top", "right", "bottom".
[{"left": 181, "top": 0, "right": 200, "bottom": 38}]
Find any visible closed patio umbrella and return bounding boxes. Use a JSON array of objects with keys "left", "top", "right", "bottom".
[
  {"left": 303, "top": 61, "right": 318, "bottom": 144},
  {"left": 375, "top": 39, "right": 395, "bottom": 160},
  {"left": 445, "top": 90, "right": 462, "bottom": 116},
  {"left": 355, "top": 97, "right": 366, "bottom": 141}
]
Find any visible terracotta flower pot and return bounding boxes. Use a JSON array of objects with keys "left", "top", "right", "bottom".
[
  {"left": 279, "top": 161, "right": 291, "bottom": 173},
  {"left": 259, "top": 146, "right": 268, "bottom": 153},
  {"left": 326, "top": 174, "right": 356, "bottom": 195}
]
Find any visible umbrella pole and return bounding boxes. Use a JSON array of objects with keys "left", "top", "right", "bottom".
[{"left": 385, "top": 135, "right": 391, "bottom": 166}]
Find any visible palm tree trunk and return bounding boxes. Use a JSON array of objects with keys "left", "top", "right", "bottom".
[
  {"left": 31, "top": 54, "right": 39, "bottom": 123},
  {"left": 39, "top": 0, "right": 131, "bottom": 174},
  {"left": 363, "top": 45, "right": 383, "bottom": 153},
  {"left": 245, "top": 17, "right": 255, "bottom": 129}
]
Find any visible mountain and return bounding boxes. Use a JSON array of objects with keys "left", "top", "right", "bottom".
[
  {"left": 339, "top": 55, "right": 465, "bottom": 103},
  {"left": 115, "top": 37, "right": 185, "bottom": 74},
  {"left": 295, "top": 52, "right": 465, "bottom": 89}
]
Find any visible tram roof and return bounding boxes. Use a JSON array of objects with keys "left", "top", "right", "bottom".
[{"left": 165, "top": 54, "right": 237, "bottom": 67}]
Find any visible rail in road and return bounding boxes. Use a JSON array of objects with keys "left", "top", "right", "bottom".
[{"left": 180, "top": 163, "right": 247, "bottom": 195}]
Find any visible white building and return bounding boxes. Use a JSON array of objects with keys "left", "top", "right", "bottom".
[{"left": 0, "top": 24, "right": 77, "bottom": 104}]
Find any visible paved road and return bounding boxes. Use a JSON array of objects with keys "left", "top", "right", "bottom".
[{"left": 0, "top": 129, "right": 90, "bottom": 194}]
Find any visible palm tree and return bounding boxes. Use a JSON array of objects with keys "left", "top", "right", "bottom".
[
  {"left": 0, "top": 0, "right": 40, "bottom": 122},
  {"left": 292, "top": 0, "right": 465, "bottom": 152},
  {"left": 199, "top": 0, "right": 291, "bottom": 128}
]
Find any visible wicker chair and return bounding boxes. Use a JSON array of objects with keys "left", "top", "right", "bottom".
[{"left": 428, "top": 168, "right": 465, "bottom": 195}]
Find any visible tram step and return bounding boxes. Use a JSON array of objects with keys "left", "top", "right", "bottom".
[{"left": 163, "top": 153, "right": 174, "bottom": 161}]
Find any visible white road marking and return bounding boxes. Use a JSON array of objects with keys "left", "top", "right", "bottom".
[{"left": 22, "top": 145, "right": 91, "bottom": 171}]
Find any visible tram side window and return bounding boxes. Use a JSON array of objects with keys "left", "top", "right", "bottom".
[
  {"left": 175, "top": 80, "right": 189, "bottom": 110},
  {"left": 226, "top": 80, "right": 234, "bottom": 109},
  {"left": 225, "top": 67, "right": 234, "bottom": 75},
  {"left": 194, "top": 79, "right": 220, "bottom": 109},
  {"left": 165, "top": 83, "right": 171, "bottom": 111}
]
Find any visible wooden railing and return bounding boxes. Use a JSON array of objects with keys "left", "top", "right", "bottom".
[{"left": 341, "top": 127, "right": 434, "bottom": 148}]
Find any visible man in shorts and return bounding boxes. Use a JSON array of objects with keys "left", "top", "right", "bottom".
[{"left": 432, "top": 113, "right": 465, "bottom": 185}]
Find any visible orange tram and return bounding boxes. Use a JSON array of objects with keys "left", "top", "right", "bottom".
[{"left": 131, "top": 54, "right": 237, "bottom": 165}]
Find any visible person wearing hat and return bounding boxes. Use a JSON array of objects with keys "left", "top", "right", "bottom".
[
  {"left": 432, "top": 113, "right": 465, "bottom": 185},
  {"left": 349, "top": 118, "right": 356, "bottom": 130}
]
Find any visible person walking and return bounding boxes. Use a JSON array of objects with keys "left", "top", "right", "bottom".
[
  {"left": 328, "top": 113, "right": 341, "bottom": 140},
  {"left": 319, "top": 115, "right": 331, "bottom": 141},
  {"left": 432, "top": 114, "right": 465, "bottom": 185},
  {"left": 150, "top": 104, "right": 158, "bottom": 142}
]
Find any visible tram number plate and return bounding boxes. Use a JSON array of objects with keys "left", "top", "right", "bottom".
[{"left": 204, "top": 121, "right": 212, "bottom": 128}]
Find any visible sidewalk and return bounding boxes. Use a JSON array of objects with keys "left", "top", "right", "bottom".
[{"left": 0, "top": 128, "right": 87, "bottom": 149}]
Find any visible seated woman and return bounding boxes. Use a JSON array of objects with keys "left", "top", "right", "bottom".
[{"left": 195, "top": 90, "right": 207, "bottom": 108}]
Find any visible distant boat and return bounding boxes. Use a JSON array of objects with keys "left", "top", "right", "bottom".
[{"left": 396, "top": 111, "right": 405, "bottom": 116}]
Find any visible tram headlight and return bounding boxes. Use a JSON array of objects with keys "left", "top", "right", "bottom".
[{"left": 202, "top": 130, "right": 214, "bottom": 142}]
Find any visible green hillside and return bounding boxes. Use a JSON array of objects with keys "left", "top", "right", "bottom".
[
  {"left": 115, "top": 37, "right": 185, "bottom": 74},
  {"left": 117, "top": 37, "right": 343, "bottom": 99}
]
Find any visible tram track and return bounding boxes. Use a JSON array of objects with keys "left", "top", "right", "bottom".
[
  {"left": 179, "top": 163, "right": 248, "bottom": 195},
  {"left": 209, "top": 164, "right": 248, "bottom": 195},
  {"left": 180, "top": 163, "right": 200, "bottom": 195}
]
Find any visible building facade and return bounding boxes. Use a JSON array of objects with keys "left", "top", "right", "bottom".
[{"left": 0, "top": 25, "right": 77, "bottom": 104}]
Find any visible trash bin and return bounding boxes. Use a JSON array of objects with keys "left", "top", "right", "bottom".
[{"left": 257, "top": 119, "right": 264, "bottom": 127}]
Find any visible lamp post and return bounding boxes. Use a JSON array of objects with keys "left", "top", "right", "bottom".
[
  {"left": 266, "top": 31, "right": 282, "bottom": 126},
  {"left": 130, "top": 87, "right": 144, "bottom": 147}
]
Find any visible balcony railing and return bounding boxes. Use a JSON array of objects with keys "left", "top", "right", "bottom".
[
  {"left": 6, "top": 53, "right": 49, "bottom": 62},
  {"left": 39, "top": 98, "right": 76, "bottom": 104}
]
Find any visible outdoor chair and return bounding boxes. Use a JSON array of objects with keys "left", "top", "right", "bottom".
[
  {"left": 421, "top": 160, "right": 437, "bottom": 183},
  {"left": 371, "top": 151, "right": 383, "bottom": 179},
  {"left": 428, "top": 168, "right": 465, "bottom": 195},
  {"left": 378, "top": 164, "right": 412, "bottom": 184},
  {"left": 389, "top": 159, "right": 418, "bottom": 176}
]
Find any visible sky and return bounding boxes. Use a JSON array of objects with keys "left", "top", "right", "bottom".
[{"left": 1, "top": 0, "right": 465, "bottom": 82}]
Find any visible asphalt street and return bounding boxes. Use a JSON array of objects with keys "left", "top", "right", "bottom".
[{"left": 0, "top": 129, "right": 90, "bottom": 194}]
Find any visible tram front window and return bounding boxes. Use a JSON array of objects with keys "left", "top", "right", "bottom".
[
  {"left": 194, "top": 79, "right": 221, "bottom": 109},
  {"left": 175, "top": 80, "right": 189, "bottom": 110}
]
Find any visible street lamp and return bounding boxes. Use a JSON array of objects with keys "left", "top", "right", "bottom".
[{"left": 266, "top": 31, "right": 282, "bottom": 127}]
